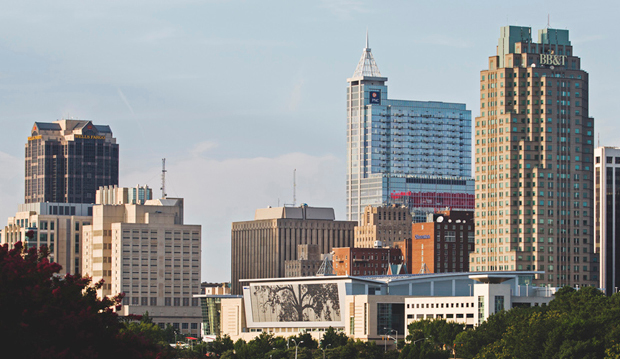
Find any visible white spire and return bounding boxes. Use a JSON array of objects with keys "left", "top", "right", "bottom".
[{"left": 352, "top": 31, "right": 382, "bottom": 78}]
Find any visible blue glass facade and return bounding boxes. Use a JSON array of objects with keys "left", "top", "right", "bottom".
[{"left": 346, "top": 44, "right": 474, "bottom": 222}]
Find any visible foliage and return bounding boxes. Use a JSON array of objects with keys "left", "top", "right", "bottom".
[
  {"left": 289, "top": 332, "right": 319, "bottom": 349},
  {"left": 0, "top": 242, "right": 166, "bottom": 358},
  {"left": 455, "top": 286, "right": 620, "bottom": 359},
  {"left": 321, "top": 326, "right": 350, "bottom": 349},
  {"left": 208, "top": 334, "right": 235, "bottom": 356},
  {"left": 399, "top": 319, "right": 463, "bottom": 359}
]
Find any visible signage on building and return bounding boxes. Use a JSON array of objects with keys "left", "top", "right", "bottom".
[
  {"left": 369, "top": 91, "right": 381, "bottom": 104},
  {"left": 75, "top": 135, "right": 105, "bottom": 140},
  {"left": 28, "top": 135, "right": 42, "bottom": 141},
  {"left": 539, "top": 54, "right": 566, "bottom": 67},
  {"left": 415, "top": 235, "right": 431, "bottom": 240}
]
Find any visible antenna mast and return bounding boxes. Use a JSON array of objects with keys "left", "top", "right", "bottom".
[
  {"left": 293, "top": 169, "right": 296, "bottom": 207},
  {"left": 161, "top": 158, "right": 167, "bottom": 199}
]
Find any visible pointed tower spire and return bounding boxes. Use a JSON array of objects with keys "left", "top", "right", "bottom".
[{"left": 352, "top": 30, "right": 382, "bottom": 78}]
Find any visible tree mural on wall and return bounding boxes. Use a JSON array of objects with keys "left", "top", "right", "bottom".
[{"left": 252, "top": 283, "right": 341, "bottom": 322}]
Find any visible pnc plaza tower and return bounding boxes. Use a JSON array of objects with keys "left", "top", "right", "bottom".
[{"left": 346, "top": 35, "right": 474, "bottom": 223}]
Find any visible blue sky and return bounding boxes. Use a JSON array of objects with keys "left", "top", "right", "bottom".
[{"left": 0, "top": 0, "right": 618, "bottom": 282}]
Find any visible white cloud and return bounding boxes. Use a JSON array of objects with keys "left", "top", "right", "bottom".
[
  {"left": 0, "top": 151, "right": 25, "bottom": 227},
  {"left": 319, "top": 0, "right": 370, "bottom": 20},
  {"left": 121, "top": 149, "right": 345, "bottom": 282},
  {"left": 190, "top": 141, "right": 219, "bottom": 156}
]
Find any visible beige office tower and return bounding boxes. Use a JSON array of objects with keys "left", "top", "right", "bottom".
[
  {"left": 1, "top": 203, "right": 93, "bottom": 275},
  {"left": 354, "top": 205, "right": 412, "bottom": 248},
  {"left": 231, "top": 205, "right": 356, "bottom": 295},
  {"left": 82, "top": 193, "right": 201, "bottom": 334},
  {"left": 471, "top": 26, "right": 597, "bottom": 288}
]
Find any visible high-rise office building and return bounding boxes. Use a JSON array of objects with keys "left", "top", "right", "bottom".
[
  {"left": 346, "top": 36, "right": 474, "bottom": 223},
  {"left": 594, "top": 146, "right": 620, "bottom": 295},
  {"left": 82, "top": 191, "right": 202, "bottom": 334},
  {"left": 471, "top": 26, "right": 597, "bottom": 288},
  {"left": 25, "top": 119, "right": 119, "bottom": 204},
  {"left": 230, "top": 205, "right": 356, "bottom": 294}
]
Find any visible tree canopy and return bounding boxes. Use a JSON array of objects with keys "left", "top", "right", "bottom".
[{"left": 0, "top": 242, "right": 166, "bottom": 358}]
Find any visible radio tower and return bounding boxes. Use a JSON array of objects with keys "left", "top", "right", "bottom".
[{"left": 161, "top": 158, "right": 167, "bottom": 199}]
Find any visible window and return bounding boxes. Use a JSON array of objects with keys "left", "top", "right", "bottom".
[{"left": 495, "top": 296, "right": 505, "bottom": 313}]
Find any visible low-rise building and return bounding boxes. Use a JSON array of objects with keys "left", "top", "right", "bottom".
[
  {"left": 406, "top": 210, "right": 474, "bottom": 274},
  {"left": 285, "top": 244, "right": 324, "bottom": 277},
  {"left": 1, "top": 202, "right": 93, "bottom": 275},
  {"left": 209, "top": 272, "right": 553, "bottom": 348},
  {"left": 354, "top": 205, "right": 412, "bottom": 249},
  {"left": 333, "top": 246, "right": 405, "bottom": 276}
]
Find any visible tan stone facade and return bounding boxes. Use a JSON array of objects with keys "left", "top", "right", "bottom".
[
  {"left": 1, "top": 203, "right": 92, "bottom": 275},
  {"left": 471, "top": 26, "right": 597, "bottom": 287},
  {"left": 354, "top": 205, "right": 412, "bottom": 248},
  {"left": 82, "top": 197, "right": 201, "bottom": 334},
  {"left": 230, "top": 206, "right": 356, "bottom": 295}
]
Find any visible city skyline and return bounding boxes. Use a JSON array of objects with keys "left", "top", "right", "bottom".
[{"left": 0, "top": 1, "right": 618, "bottom": 282}]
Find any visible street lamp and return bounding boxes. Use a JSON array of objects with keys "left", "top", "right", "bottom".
[
  {"left": 413, "top": 337, "right": 429, "bottom": 345},
  {"left": 291, "top": 339, "right": 304, "bottom": 359},
  {"left": 321, "top": 343, "right": 331, "bottom": 359},
  {"left": 383, "top": 327, "right": 398, "bottom": 351}
]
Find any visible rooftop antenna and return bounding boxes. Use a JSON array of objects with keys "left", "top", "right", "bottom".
[
  {"left": 547, "top": 14, "right": 550, "bottom": 28},
  {"left": 365, "top": 28, "right": 369, "bottom": 49},
  {"left": 598, "top": 133, "right": 600, "bottom": 147},
  {"left": 161, "top": 158, "right": 167, "bottom": 199},
  {"left": 283, "top": 169, "right": 297, "bottom": 207}
]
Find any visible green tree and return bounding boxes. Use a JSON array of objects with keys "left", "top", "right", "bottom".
[
  {"left": 248, "top": 332, "right": 277, "bottom": 358},
  {"left": 321, "top": 326, "right": 349, "bottom": 349},
  {"left": 121, "top": 321, "right": 166, "bottom": 346},
  {"left": 0, "top": 242, "right": 166, "bottom": 358},
  {"left": 209, "top": 334, "right": 235, "bottom": 356},
  {"left": 289, "top": 332, "right": 319, "bottom": 349}
]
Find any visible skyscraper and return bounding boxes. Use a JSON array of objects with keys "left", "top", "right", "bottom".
[
  {"left": 82, "top": 192, "right": 202, "bottom": 334},
  {"left": 25, "top": 119, "right": 119, "bottom": 204},
  {"left": 230, "top": 205, "right": 355, "bottom": 294},
  {"left": 346, "top": 35, "right": 474, "bottom": 223},
  {"left": 594, "top": 146, "right": 620, "bottom": 295},
  {"left": 471, "top": 26, "right": 597, "bottom": 288}
]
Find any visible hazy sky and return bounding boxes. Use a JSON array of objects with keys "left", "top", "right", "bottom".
[{"left": 0, "top": 0, "right": 618, "bottom": 282}]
